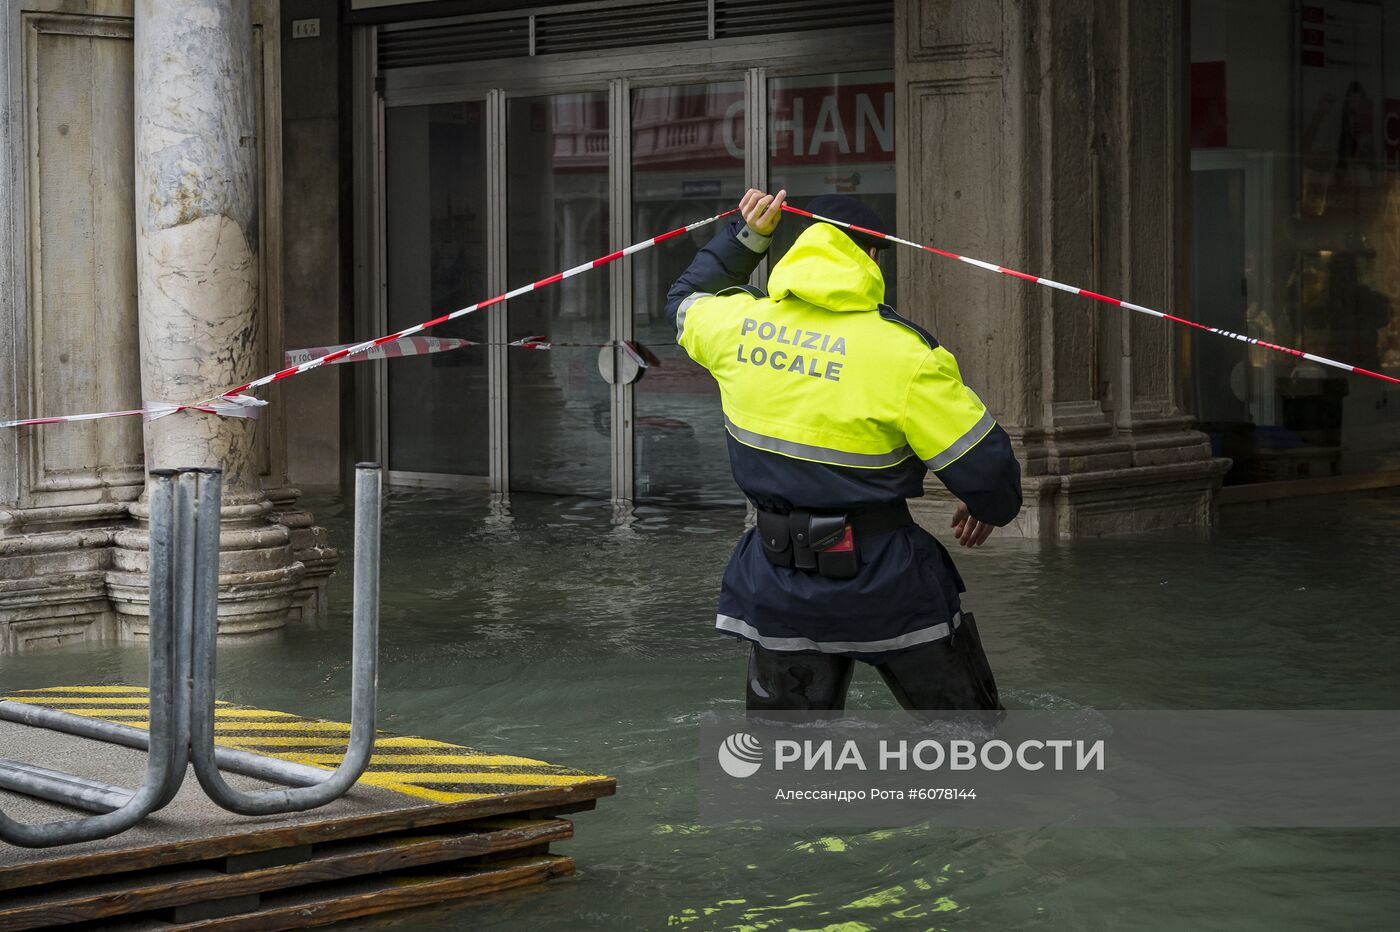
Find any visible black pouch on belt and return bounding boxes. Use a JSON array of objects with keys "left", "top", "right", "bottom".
[
  {"left": 754, "top": 502, "right": 907, "bottom": 579},
  {"left": 787, "top": 510, "right": 853, "bottom": 575},
  {"left": 809, "top": 514, "right": 857, "bottom": 580},
  {"left": 788, "top": 510, "right": 817, "bottom": 570},
  {"left": 755, "top": 507, "right": 861, "bottom": 580},
  {"left": 755, "top": 510, "right": 793, "bottom": 568}
]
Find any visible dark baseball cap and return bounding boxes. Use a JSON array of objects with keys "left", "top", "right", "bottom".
[{"left": 804, "top": 194, "right": 891, "bottom": 251}]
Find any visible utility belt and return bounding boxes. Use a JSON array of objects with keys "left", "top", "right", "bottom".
[{"left": 754, "top": 500, "right": 913, "bottom": 580}]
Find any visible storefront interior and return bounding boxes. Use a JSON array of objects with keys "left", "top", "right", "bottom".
[{"left": 1189, "top": 0, "right": 1400, "bottom": 488}]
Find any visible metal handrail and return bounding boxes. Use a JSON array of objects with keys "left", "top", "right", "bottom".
[
  {"left": 0, "top": 472, "right": 181, "bottom": 847},
  {"left": 154, "top": 469, "right": 200, "bottom": 811},
  {"left": 0, "top": 759, "right": 132, "bottom": 814},
  {"left": 0, "top": 703, "right": 331, "bottom": 788},
  {"left": 0, "top": 463, "right": 384, "bottom": 846},
  {"left": 187, "top": 464, "right": 380, "bottom": 815}
]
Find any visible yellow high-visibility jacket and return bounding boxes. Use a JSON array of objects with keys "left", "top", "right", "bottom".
[{"left": 665, "top": 217, "right": 1021, "bottom": 657}]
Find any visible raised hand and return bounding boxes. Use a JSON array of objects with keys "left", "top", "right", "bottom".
[{"left": 739, "top": 188, "right": 787, "bottom": 237}]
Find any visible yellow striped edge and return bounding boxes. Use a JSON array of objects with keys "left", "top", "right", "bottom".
[
  {"left": 3, "top": 696, "right": 151, "bottom": 705},
  {"left": 214, "top": 736, "right": 467, "bottom": 749},
  {"left": 11, "top": 686, "right": 148, "bottom": 694},
  {"left": 366, "top": 782, "right": 492, "bottom": 804},
  {"left": 24, "top": 713, "right": 343, "bottom": 727},
  {"left": 29, "top": 709, "right": 303, "bottom": 722},
  {"left": 211, "top": 721, "right": 354, "bottom": 732},
  {"left": 356, "top": 772, "right": 607, "bottom": 787},
  {"left": 5, "top": 697, "right": 265, "bottom": 707},
  {"left": 287, "top": 753, "right": 555, "bottom": 767},
  {"left": 2, "top": 687, "right": 611, "bottom": 804}
]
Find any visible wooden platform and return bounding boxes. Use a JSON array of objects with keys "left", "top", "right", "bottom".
[{"left": 0, "top": 686, "right": 615, "bottom": 930}]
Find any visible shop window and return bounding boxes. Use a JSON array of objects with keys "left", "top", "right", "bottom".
[
  {"left": 767, "top": 70, "right": 897, "bottom": 305},
  {"left": 384, "top": 102, "right": 490, "bottom": 479},
  {"left": 631, "top": 82, "right": 747, "bottom": 504},
  {"left": 1190, "top": 0, "right": 1400, "bottom": 483},
  {"left": 507, "top": 93, "right": 612, "bottom": 497}
]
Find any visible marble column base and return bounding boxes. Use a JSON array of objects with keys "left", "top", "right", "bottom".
[
  {"left": 0, "top": 501, "right": 132, "bottom": 651},
  {"left": 266, "top": 486, "right": 339, "bottom": 624},
  {"left": 910, "top": 424, "right": 1231, "bottom": 540},
  {"left": 0, "top": 546, "right": 118, "bottom": 652},
  {"left": 107, "top": 496, "right": 304, "bottom": 639},
  {"left": 0, "top": 497, "right": 338, "bottom": 652}
]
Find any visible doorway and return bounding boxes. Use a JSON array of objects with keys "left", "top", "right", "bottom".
[{"left": 370, "top": 41, "right": 894, "bottom": 502}]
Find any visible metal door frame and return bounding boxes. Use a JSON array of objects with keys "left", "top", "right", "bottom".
[
  {"left": 355, "top": 22, "right": 893, "bottom": 499},
  {"left": 1188, "top": 148, "right": 1277, "bottom": 426}
]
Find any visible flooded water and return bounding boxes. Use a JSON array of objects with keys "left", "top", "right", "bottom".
[{"left": 4, "top": 488, "right": 1399, "bottom": 930}]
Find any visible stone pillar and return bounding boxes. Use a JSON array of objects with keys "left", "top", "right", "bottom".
[
  {"left": 108, "top": 0, "right": 302, "bottom": 635},
  {"left": 896, "top": 0, "right": 1228, "bottom": 538}
]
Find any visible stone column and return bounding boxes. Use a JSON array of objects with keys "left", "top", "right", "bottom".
[
  {"left": 109, "top": 0, "right": 302, "bottom": 635},
  {"left": 895, "top": 0, "right": 1228, "bottom": 538}
]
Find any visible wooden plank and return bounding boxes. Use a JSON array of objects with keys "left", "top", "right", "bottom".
[
  {"left": 0, "top": 785, "right": 608, "bottom": 893},
  {"left": 103, "top": 855, "right": 576, "bottom": 932},
  {"left": 0, "top": 819, "right": 572, "bottom": 931}
]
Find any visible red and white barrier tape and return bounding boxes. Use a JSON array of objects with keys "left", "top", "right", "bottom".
[
  {"left": 511, "top": 337, "right": 651, "bottom": 369},
  {"left": 212, "top": 207, "right": 738, "bottom": 402},
  {"left": 282, "top": 335, "right": 638, "bottom": 366},
  {"left": 2, "top": 208, "right": 735, "bottom": 429},
  {"left": 1, "top": 395, "right": 266, "bottom": 429},
  {"left": 782, "top": 204, "right": 1400, "bottom": 387},
  {"left": 283, "top": 335, "right": 476, "bottom": 366},
  {"left": 19, "top": 199, "right": 1378, "bottom": 429}
]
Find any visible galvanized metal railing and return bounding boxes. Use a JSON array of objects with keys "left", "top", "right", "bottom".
[
  {"left": 0, "top": 473, "right": 181, "bottom": 847},
  {"left": 0, "top": 464, "right": 382, "bottom": 848},
  {"left": 189, "top": 465, "right": 380, "bottom": 815}
]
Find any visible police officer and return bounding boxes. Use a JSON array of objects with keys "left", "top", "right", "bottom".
[{"left": 665, "top": 189, "right": 1022, "bottom": 712}]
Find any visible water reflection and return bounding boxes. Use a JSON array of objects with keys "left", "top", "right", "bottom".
[{"left": 1, "top": 489, "right": 1397, "bottom": 929}]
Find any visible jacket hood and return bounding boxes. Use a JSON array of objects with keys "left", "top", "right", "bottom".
[{"left": 768, "top": 222, "right": 885, "bottom": 312}]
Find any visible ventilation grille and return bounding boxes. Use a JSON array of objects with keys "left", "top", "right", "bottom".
[
  {"left": 378, "top": 17, "right": 530, "bottom": 69},
  {"left": 535, "top": 1, "right": 709, "bottom": 55},
  {"left": 377, "top": 1, "right": 893, "bottom": 70},
  {"left": 714, "top": 0, "right": 892, "bottom": 38}
]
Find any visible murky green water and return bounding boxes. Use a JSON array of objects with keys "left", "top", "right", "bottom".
[{"left": 4, "top": 489, "right": 1398, "bottom": 930}]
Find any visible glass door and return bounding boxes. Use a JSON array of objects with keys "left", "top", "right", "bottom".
[
  {"left": 630, "top": 81, "right": 748, "bottom": 504},
  {"left": 376, "top": 68, "right": 894, "bottom": 501},
  {"left": 1189, "top": 167, "right": 1250, "bottom": 427},
  {"left": 506, "top": 92, "right": 613, "bottom": 497},
  {"left": 383, "top": 102, "right": 490, "bottom": 484}
]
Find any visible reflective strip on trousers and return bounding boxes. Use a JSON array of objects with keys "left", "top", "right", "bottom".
[
  {"left": 723, "top": 417, "right": 914, "bottom": 469},
  {"left": 923, "top": 409, "right": 996, "bottom": 472},
  {"left": 715, "top": 612, "right": 963, "bottom": 655}
]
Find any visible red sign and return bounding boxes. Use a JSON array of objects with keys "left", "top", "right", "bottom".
[
  {"left": 768, "top": 82, "right": 895, "bottom": 166},
  {"left": 626, "top": 82, "right": 893, "bottom": 173},
  {"left": 1300, "top": 5, "right": 1325, "bottom": 68},
  {"left": 1190, "top": 61, "right": 1227, "bottom": 148}
]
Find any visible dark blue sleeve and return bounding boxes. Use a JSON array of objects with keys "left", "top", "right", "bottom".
[
  {"left": 934, "top": 424, "right": 1023, "bottom": 526},
  {"left": 664, "top": 219, "right": 768, "bottom": 325}
]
